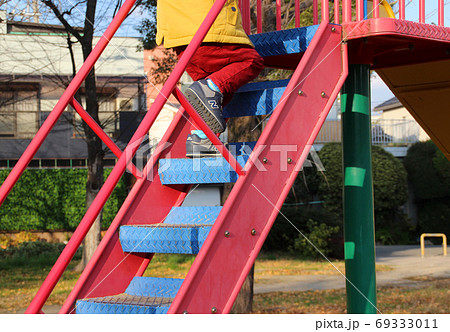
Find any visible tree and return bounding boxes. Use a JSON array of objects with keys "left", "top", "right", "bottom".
[
  {"left": 40, "top": 0, "right": 142, "bottom": 270},
  {"left": 318, "top": 143, "right": 410, "bottom": 244},
  {"left": 404, "top": 141, "right": 450, "bottom": 237}
]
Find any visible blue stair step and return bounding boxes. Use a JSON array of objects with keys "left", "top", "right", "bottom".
[
  {"left": 76, "top": 277, "right": 183, "bottom": 314},
  {"left": 224, "top": 80, "right": 288, "bottom": 118},
  {"left": 120, "top": 206, "right": 221, "bottom": 254},
  {"left": 250, "top": 25, "right": 319, "bottom": 57},
  {"left": 159, "top": 155, "right": 249, "bottom": 185}
]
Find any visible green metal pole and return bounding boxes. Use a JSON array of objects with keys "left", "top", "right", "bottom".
[{"left": 341, "top": 64, "right": 377, "bottom": 314}]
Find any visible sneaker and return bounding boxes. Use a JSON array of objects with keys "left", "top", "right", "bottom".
[
  {"left": 186, "top": 130, "right": 221, "bottom": 158},
  {"left": 185, "top": 79, "right": 226, "bottom": 134}
]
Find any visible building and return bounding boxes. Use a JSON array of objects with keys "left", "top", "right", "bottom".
[
  {"left": 0, "top": 10, "right": 146, "bottom": 169},
  {"left": 373, "top": 96, "right": 430, "bottom": 143}
]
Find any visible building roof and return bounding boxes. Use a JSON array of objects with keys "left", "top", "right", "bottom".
[{"left": 373, "top": 96, "right": 402, "bottom": 112}]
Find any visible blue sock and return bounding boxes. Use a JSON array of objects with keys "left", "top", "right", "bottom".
[
  {"left": 206, "top": 79, "right": 221, "bottom": 93},
  {"left": 191, "top": 130, "right": 207, "bottom": 139}
]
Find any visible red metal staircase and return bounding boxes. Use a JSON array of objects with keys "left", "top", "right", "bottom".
[
  {"left": 64, "top": 19, "right": 347, "bottom": 314},
  {"left": 1, "top": 0, "right": 448, "bottom": 314}
]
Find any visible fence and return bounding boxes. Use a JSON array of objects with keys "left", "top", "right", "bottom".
[{"left": 314, "top": 119, "right": 422, "bottom": 145}]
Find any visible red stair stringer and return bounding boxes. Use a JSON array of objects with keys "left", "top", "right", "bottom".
[
  {"left": 60, "top": 108, "right": 196, "bottom": 313},
  {"left": 168, "top": 22, "right": 348, "bottom": 314}
]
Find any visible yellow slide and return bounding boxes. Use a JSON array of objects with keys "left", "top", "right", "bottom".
[{"left": 367, "top": 0, "right": 396, "bottom": 19}]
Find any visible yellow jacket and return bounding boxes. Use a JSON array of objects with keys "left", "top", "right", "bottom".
[{"left": 156, "top": 0, "right": 253, "bottom": 48}]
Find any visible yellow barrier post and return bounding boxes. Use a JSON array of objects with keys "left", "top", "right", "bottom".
[{"left": 420, "top": 233, "right": 448, "bottom": 257}]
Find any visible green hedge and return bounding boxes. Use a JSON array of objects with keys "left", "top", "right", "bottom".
[
  {"left": 404, "top": 141, "right": 450, "bottom": 237},
  {"left": 318, "top": 143, "right": 411, "bottom": 244},
  {"left": 263, "top": 205, "right": 343, "bottom": 258},
  {"left": 0, "top": 169, "right": 127, "bottom": 231}
]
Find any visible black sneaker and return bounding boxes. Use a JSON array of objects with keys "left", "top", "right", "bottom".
[
  {"left": 185, "top": 79, "right": 226, "bottom": 134},
  {"left": 186, "top": 130, "right": 221, "bottom": 158}
]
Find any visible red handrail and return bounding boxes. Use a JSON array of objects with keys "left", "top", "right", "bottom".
[
  {"left": 70, "top": 99, "right": 143, "bottom": 179},
  {"left": 373, "top": 0, "right": 380, "bottom": 19},
  {"left": 334, "top": 0, "right": 340, "bottom": 24},
  {"left": 295, "top": 0, "right": 300, "bottom": 28},
  {"left": 439, "top": 0, "right": 444, "bottom": 26},
  {"left": 356, "top": 0, "right": 363, "bottom": 21},
  {"left": 276, "top": 0, "right": 282, "bottom": 30},
  {"left": 399, "top": 0, "right": 405, "bottom": 20},
  {"left": 26, "top": 0, "right": 230, "bottom": 314},
  {"left": 322, "top": 0, "right": 329, "bottom": 22},
  {"left": 419, "top": 0, "right": 425, "bottom": 23},
  {"left": 313, "top": 0, "right": 319, "bottom": 24},
  {"left": 257, "top": 0, "right": 262, "bottom": 33}
]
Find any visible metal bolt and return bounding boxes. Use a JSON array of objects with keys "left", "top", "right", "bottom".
[
  {"left": 224, "top": 231, "right": 230, "bottom": 238},
  {"left": 251, "top": 229, "right": 257, "bottom": 236},
  {"left": 331, "top": 27, "right": 336, "bottom": 32},
  {"left": 298, "top": 90, "right": 304, "bottom": 96},
  {"left": 262, "top": 157, "right": 268, "bottom": 164},
  {"left": 321, "top": 91, "right": 326, "bottom": 98},
  {"left": 211, "top": 307, "right": 217, "bottom": 314},
  {"left": 287, "top": 158, "right": 293, "bottom": 164}
]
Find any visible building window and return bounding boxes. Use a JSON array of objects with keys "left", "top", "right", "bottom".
[
  {"left": 73, "top": 91, "right": 120, "bottom": 139},
  {"left": 0, "top": 86, "right": 39, "bottom": 139}
]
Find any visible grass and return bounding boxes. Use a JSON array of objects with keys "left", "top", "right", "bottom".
[
  {"left": 0, "top": 251, "right": 444, "bottom": 314},
  {"left": 253, "top": 278, "right": 450, "bottom": 314},
  {"left": 0, "top": 260, "right": 80, "bottom": 313}
]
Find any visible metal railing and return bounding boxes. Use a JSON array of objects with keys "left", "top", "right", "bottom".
[
  {"left": 420, "top": 233, "right": 448, "bottom": 257},
  {"left": 371, "top": 119, "right": 421, "bottom": 145},
  {"left": 240, "top": 0, "right": 447, "bottom": 33},
  {"left": 314, "top": 119, "right": 422, "bottom": 145}
]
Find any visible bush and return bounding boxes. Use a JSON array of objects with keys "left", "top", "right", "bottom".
[
  {"left": 0, "top": 169, "right": 127, "bottom": 231},
  {"left": 263, "top": 206, "right": 342, "bottom": 258},
  {"left": 404, "top": 141, "right": 450, "bottom": 201},
  {"left": 317, "top": 143, "right": 411, "bottom": 244},
  {"left": 0, "top": 240, "right": 81, "bottom": 269},
  {"left": 404, "top": 141, "right": 450, "bottom": 238},
  {"left": 292, "top": 220, "right": 340, "bottom": 259}
]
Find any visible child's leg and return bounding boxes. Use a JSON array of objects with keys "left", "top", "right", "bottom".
[
  {"left": 202, "top": 44, "right": 264, "bottom": 105},
  {"left": 175, "top": 43, "right": 264, "bottom": 105}
]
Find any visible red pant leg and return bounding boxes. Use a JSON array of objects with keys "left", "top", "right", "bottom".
[{"left": 175, "top": 43, "right": 264, "bottom": 105}]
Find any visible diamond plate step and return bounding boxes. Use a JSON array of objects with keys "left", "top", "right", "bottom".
[
  {"left": 224, "top": 80, "right": 289, "bottom": 118},
  {"left": 76, "top": 277, "right": 183, "bottom": 314},
  {"left": 120, "top": 224, "right": 212, "bottom": 254},
  {"left": 250, "top": 25, "right": 319, "bottom": 57},
  {"left": 120, "top": 206, "right": 221, "bottom": 254},
  {"left": 159, "top": 155, "right": 249, "bottom": 185}
]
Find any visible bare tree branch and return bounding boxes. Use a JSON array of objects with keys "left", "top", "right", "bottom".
[{"left": 41, "top": 0, "right": 83, "bottom": 42}]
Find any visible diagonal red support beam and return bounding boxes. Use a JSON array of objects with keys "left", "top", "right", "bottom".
[
  {"left": 70, "top": 99, "right": 143, "bottom": 179},
  {"left": 172, "top": 88, "right": 245, "bottom": 177}
]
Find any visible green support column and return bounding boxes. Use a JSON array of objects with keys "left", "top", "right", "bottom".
[{"left": 341, "top": 64, "right": 377, "bottom": 314}]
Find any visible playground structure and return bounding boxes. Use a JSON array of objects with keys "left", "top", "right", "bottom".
[{"left": 0, "top": 0, "right": 449, "bottom": 314}]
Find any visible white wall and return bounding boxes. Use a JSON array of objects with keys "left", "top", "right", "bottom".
[
  {"left": 378, "top": 106, "right": 430, "bottom": 141},
  {"left": 0, "top": 27, "right": 144, "bottom": 77}
]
